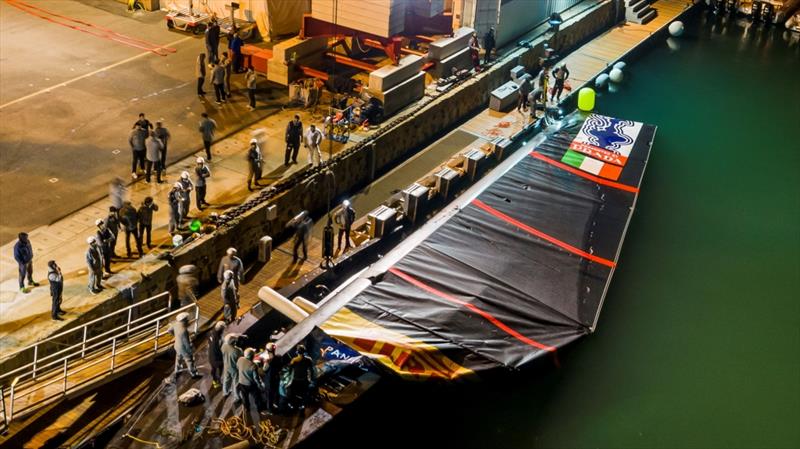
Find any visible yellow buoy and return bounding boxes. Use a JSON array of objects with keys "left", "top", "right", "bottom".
[{"left": 578, "top": 87, "right": 595, "bottom": 111}]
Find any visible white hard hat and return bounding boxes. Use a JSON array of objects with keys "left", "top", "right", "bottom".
[
  {"left": 250, "top": 138, "right": 258, "bottom": 144},
  {"left": 174, "top": 182, "right": 182, "bottom": 188},
  {"left": 196, "top": 157, "right": 204, "bottom": 164},
  {"left": 214, "top": 321, "right": 226, "bottom": 331},
  {"left": 181, "top": 171, "right": 189, "bottom": 179},
  {"left": 244, "top": 347, "right": 255, "bottom": 359},
  {"left": 226, "top": 247, "right": 237, "bottom": 255},
  {"left": 86, "top": 236, "right": 96, "bottom": 244},
  {"left": 223, "top": 269, "right": 234, "bottom": 280},
  {"left": 342, "top": 199, "right": 351, "bottom": 207},
  {"left": 95, "top": 218, "right": 104, "bottom": 226},
  {"left": 176, "top": 312, "right": 190, "bottom": 322}
]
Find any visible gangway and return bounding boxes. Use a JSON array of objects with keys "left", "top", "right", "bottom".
[{"left": 0, "top": 292, "right": 198, "bottom": 423}]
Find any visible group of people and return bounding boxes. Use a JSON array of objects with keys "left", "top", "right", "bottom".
[
  {"left": 515, "top": 63, "right": 571, "bottom": 118},
  {"left": 129, "top": 113, "right": 171, "bottom": 182},
  {"left": 468, "top": 27, "right": 497, "bottom": 71},
  {"left": 284, "top": 115, "right": 325, "bottom": 167},
  {"left": 172, "top": 313, "right": 316, "bottom": 418},
  {"left": 196, "top": 16, "right": 259, "bottom": 110}
]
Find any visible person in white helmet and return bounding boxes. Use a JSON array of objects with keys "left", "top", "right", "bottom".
[
  {"left": 221, "top": 269, "right": 239, "bottom": 323},
  {"left": 304, "top": 123, "right": 323, "bottom": 166},
  {"left": 85, "top": 236, "right": 104, "bottom": 294},
  {"left": 194, "top": 157, "right": 211, "bottom": 210},
  {"left": 178, "top": 171, "right": 195, "bottom": 219},
  {"left": 217, "top": 247, "right": 244, "bottom": 288},
  {"left": 168, "top": 182, "right": 185, "bottom": 234},
  {"left": 169, "top": 312, "right": 201, "bottom": 381}
]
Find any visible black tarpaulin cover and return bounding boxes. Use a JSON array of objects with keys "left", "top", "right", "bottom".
[{"left": 320, "top": 113, "right": 656, "bottom": 378}]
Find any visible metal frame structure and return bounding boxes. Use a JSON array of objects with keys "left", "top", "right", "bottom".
[{"left": 0, "top": 292, "right": 198, "bottom": 422}]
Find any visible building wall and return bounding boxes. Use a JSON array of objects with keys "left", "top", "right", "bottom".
[{"left": 496, "top": 0, "right": 585, "bottom": 46}]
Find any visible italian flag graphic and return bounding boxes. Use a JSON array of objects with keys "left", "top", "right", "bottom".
[{"left": 561, "top": 150, "right": 622, "bottom": 181}]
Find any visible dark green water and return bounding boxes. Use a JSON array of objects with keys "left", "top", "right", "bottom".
[{"left": 304, "top": 11, "right": 800, "bottom": 449}]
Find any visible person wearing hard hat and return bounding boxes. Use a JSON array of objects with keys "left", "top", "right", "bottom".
[
  {"left": 217, "top": 247, "right": 244, "bottom": 288},
  {"left": 222, "top": 333, "right": 244, "bottom": 399},
  {"left": 194, "top": 157, "right": 211, "bottom": 210},
  {"left": 335, "top": 199, "right": 356, "bottom": 252},
  {"left": 237, "top": 347, "right": 267, "bottom": 416},
  {"left": 221, "top": 270, "right": 239, "bottom": 324},
  {"left": 168, "top": 182, "right": 185, "bottom": 234},
  {"left": 48, "top": 260, "right": 66, "bottom": 320},
  {"left": 178, "top": 171, "right": 194, "bottom": 219},
  {"left": 169, "top": 312, "right": 201, "bottom": 381},
  {"left": 85, "top": 236, "right": 104, "bottom": 294}
]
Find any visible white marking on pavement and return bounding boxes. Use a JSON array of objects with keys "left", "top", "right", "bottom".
[
  {"left": 48, "top": 178, "right": 59, "bottom": 183},
  {"left": 0, "top": 36, "right": 193, "bottom": 111}
]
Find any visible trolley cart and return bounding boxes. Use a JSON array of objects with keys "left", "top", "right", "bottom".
[{"left": 165, "top": 8, "right": 211, "bottom": 35}]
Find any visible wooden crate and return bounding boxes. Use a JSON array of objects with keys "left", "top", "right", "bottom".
[{"left": 312, "top": 0, "right": 406, "bottom": 37}]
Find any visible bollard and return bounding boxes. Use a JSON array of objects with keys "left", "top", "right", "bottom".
[{"left": 258, "top": 236, "right": 272, "bottom": 263}]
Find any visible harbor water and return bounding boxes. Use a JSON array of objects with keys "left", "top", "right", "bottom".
[{"left": 302, "top": 10, "right": 800, "bottom": 449}]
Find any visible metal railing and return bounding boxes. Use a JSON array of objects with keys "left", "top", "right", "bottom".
[{"left": 0, "top": 292, "right": 199, "bottom": 422}]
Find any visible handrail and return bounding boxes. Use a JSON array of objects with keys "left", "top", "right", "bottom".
[
  {"left": 1, "top": 292, "right": 170, "bottom": 363},
  {"left": 0, "top": 292, "right": 171, "bottom": 382},
  {"left": 2, "top": 301, "right": 198, "bottom": 422}
]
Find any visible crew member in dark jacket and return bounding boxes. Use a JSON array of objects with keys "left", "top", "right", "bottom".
[
  {"left": 237, "top": 348, "right": 267, "bottom": 415},
  {"left": 246, "top": 139, "right": 263, "bottom": 191},
  {"left": 95, "top": 218, "right": 115, "bottom": 275},
  {"left": 217, "top": 247, "right": 244, "bottom": 288},
  {"left": 129, "top": 126, "right": 147, "bottom": 179},
  {"left": 106, "top": 206, "right": 120, "bottom": 258},
  {"left": 48, "top": 260, "right": 66, "bottom": 320},
  {"left": 155, "top": 121, "right": 171, "bottom": 170},
  {"left": 208, "top": 321, "right": 226, "bottom": 388},
  {"left": 336, "top": 200, "right": 356, "bottom": 251},
  {"left": 86, "top": 236, "right": 104, "bottom": 294},
  {"left": 196, "top": 53, "right": 207, "bottom": 96},
  {"left": 205, "top": 18, "right": 220, "bottom": 63},
  {"left": 119, "top": 201, "right": 143, "bottom": 258},
  {"left": 194, "top": 157, "right": 211, "bottom": 209},
  {"left": 285, "top": 115, "right": 303, "bottom": 166},
  {"left": 13, "top": 232, "right": 38, "bottom": 292},
  {"left": 288, "top": 345, "right": 315, "bottom": 409},
  {"left": 137, "top": 197, "right": 158, "bottom": 249},
  {"left": 483, "top": 27, "right": 496, "bottom": 64}
]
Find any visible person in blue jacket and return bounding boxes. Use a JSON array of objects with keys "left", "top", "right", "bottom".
[{"left": 14, "top": 232, "right": 39, "bottom": 293}]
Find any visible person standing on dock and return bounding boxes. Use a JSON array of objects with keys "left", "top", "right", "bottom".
[
  {"left": 211, "top": 62, "right": 227, "bottom": 104},
  {"left": 169, "top": 312, "right": 201, "bottom": 382},
  {"left": 336, "top": 199, "right": 356, "bottom": 252},
  {"left": 13, "top": 232, "right": 38, "bottom": 293},
  {"left": 132, "top": 112, "right": 153, "bottom": 132},
  {"left": 129, "top": 125, "right": 147, "bottom": 180},
  {"left": 551, "top": 64, "right": 570, "bottom": 103},
  {"left": 176, "top": 265, "right": 199, "bottom": 310},
  {"left": 517, "top": 77, "right": 531, "bottom": 113},
  {"left": 208, "top": 321, "right": 226, "bottom": 389},
  {"left": 137, "top": 197, "right": 158, "bottom": 249},
  {"left": 304, "top": 124, "right": 323, "bottom": 166},
  {"left": 221, "top": 51, "right": 233, "bottom": 97},
  {"left": 222, "top": 333, "right": 244, "bottom": 399},
  {"left": 229, "top": 32, "right": 244, "bottom": 73},
  {"left": 285, "top": 115, "right": 303, "bottom": 166},
  {"left": 538, "top": 66, "right": 551, "bottom": 106},
  {"left": 483, "top": 27, "right": 496, "bottom": 64},
  {"left": 85, "top": 236, "right": 104, "bottom": 294},
  {"left": 205, "top": 17, "right": 220, "bottom": 64},
  {"left": 288, "top": 345, "right": 315, "bottom": 410},
  {"left": 95, "top": 219, "right": 115, "bottom": 275},
  {"left": 246, "top": 68, "right": 258, "bottom": 111},
  {"left": 217, "top": 247, "right": 244, "bottom": 288},
  {"left": 221, "top": 270, "right": 239, "bottom": 324},
  {"left": 194, "top": 158, "right": 211, "bottom": 210},
  {"left": 145, "top": 130, "right": 164, "bottom": 184},
  {"left": 246, "top": 138, "right": 263, "bottom": 190},
  {"left": 198, "top": 112, "right": 217, "bottom": 161},
  {"left": 119, "top": 201, "right": 143, "bottom": 259},
  {"left": 48, "top": 260, "right": 66, "bottom": 321},
  {"left": 291, "top": 212, "right": 312, "bottom": 263},
  {"left": 168, "top": 182, "right": 185, "bottom": 234},
  {"left": 106, "top": 206, "right": 120, "bottom": 258},
  {"left": 196, "top": 53, "right": 207, "bottom": 97},
  {"left": 237, "top": 348, "right": 267, "bottom": 417},
  {"left": 469, "top": 31, "right": 481, "bottom": 71},
  {"left": 155, "top": 122, "right": 171, "bottom": 172},
  {"left": 178, "top": 171, "right": 195, "bottom": 219}
]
